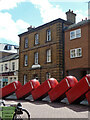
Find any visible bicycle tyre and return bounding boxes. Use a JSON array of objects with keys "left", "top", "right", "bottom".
[{"left": 13, "top": 108, "right": 31, "bottom": 120}]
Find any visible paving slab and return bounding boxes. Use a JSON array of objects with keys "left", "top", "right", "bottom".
[{"left": 3, "top": 100, "right": 89, "bottom": 119}]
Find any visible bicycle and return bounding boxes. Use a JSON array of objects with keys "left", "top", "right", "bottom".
[{"left": 0, "top": 100, "right": 31, "bottom": 120}]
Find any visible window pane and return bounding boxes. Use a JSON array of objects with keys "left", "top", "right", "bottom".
[
  {"left": 76, "top": 29, "right": 81, "bottom": 38},
  {"left": 70, "top": 31, "right": 76, "bottom": 40},
  {"left": 47, "top": 29, "right": 51, "bottom": 41},
  {"left": 35, "top": 34, "right": 39, "bottom": 45},
  {"left": 35, "top": 52, "right": 38, "bottom": 64},
  {"left": 5, "top": 64, "right": 8, "bottom": 71},
  {"left": 70, "top": 49, "right": 76, "bottom": 58},
  {"left": 24, "top": 55, "right": 28, "bottom": 66},
  {"left": 24, "top": 75, "right": 27, "bottom": 85},
  {"left": 77, "top": 48, "right": 82, "bottom": 57},
  {"left": 12, "top": 62, "right": 15, "bottom": 70},
  {"left": 47, "top": 49, "right": 51, "bottom": 62},
  {"left": 25, "top": 37, "right": 28, "bottom": 48},
  {"left": 1, "top": 65, "right": 3, "bottom": 72}
]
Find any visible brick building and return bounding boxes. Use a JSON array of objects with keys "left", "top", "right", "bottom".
[
  {"left": 18, "top": 10, "right": 76, "bottom": 84},
  {"left": 65, "top": 19, "right": 90, "bottom": 80}
]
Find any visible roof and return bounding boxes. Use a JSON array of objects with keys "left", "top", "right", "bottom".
[
  {"left": 65, "top": 19, "right": 90, "bottom": 31},
  {"left": 0, "top": 43, "right": 18, "bottom": 53},
  {"left": 0, "top": 43, "right": 18, "bottom": 46},
  {"left": 18, "top": 18, "right": 72, "bottom": 37},
  {"left": 0, "top": 53, "right": 19, "bottom": 63}
]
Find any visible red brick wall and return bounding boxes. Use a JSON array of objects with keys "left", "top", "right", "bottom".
[{"left": 65, "top": 23, "right": 89, "bottom": 72}]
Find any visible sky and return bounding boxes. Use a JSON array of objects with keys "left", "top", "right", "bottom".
[{"left": 0, "top": 0, "right": 89, "bottom": 45}]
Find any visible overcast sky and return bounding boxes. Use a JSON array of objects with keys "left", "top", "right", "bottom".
[{"left": 0, "top": 0, "right": 89, "bottom": 45}]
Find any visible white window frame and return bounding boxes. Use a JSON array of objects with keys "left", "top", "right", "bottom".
[
  {"left": 34, "top": 52, "right": 38, "bottom": 65},
  {"left": 70, "top": 48, "right": 82, "bottom": 58},
  {"left": 47, "top": 29, "right": 51, "bottom": 41},
  {"left": 35, "top": 33, "right": 39, "bottom": 45},
  {"left": 47, "top": 49, "right": 51, "bottom": 63},
  {"left": 70, "top": 29, "right": 81, "bottom": 40},
  {"left": 24, "top": 37, "right": 28, "bottom": 48},
  {"left": 24, "top": 55, "right": 28, "bottom": 66}
]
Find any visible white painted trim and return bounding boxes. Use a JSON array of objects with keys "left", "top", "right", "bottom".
[
  {"left": 13, "top": 83, "right": 17, "bottom": 89},
  {"left": 30, "top": 82, "right": 34, "bottom": 89},
  {"left": 85, "top": 77, "right": 90, "bottom": 87},
  {"left": 47, "top": 81, "right": 51, "bottom": 88},
  {"left": 32, "top": 64, "right": 41, "bottom": 69},
  {"left": 65, "top": 79, "right": 70, "bottom": 87}
]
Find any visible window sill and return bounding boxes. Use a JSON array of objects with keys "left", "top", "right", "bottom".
[
  {"left": 70, "top": 36, "right": 81, "bottom": 40},
  {"left": 45, "top": 61, "right": 52, "bottom": 64},
  {"left": 45, "top": 40, "right": 52, "bottom": 43},
  {"left": 34, "top": 43, "right": 40, "bottom": 46},
  {"left": 24, "top": 65, "right": 28, "bottom": 67},
  {"left": 70, "top": 56, "right": 82, "bottom": 59},
  {"left": 24, "top": 47, "right": 29, "bottom": 49}
]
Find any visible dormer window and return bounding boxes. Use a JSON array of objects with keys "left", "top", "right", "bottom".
[{"left": 4, "top": 45, "right": 11, "bottom": 50}]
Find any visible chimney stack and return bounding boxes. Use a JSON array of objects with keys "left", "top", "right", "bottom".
[
  {"left": 27, "top": 25, "right": 35, "bottom": 31},
  {"left": 66, "top": 9, "right": 76, "bottom": 24}
]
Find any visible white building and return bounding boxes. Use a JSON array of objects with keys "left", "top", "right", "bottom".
[
  {"left": 0, "top": 53, "right": 19, "bottom": 88},
  {"left": 0, "top": 43, "right": 19, "bottom": 60},
  {"left": 0, "top": 43, "right": 18, "bottom": 53}
]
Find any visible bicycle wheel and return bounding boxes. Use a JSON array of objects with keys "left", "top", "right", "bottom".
[{"left": 13, "top": 108, "right": 30, "bottom": 120}]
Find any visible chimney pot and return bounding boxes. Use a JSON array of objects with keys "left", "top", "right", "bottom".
[
  {"left": 30, "top": 25, "right": 32, "bottom": 28},
  {"left": 27, "top": 25, "right": 34, "bottom": 31}
]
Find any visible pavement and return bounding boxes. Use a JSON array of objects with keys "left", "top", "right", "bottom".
[{"left": 3, "top": 97, "right": 89, "bottom": 120}]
